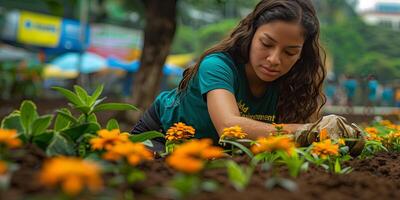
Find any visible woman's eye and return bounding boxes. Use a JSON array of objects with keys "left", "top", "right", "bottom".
[
  {"left": 286, "top": 51, "right": 297, "bottom": 56},
  {"left": 262, "top": 42, "right": 273, "bottom": 48}
]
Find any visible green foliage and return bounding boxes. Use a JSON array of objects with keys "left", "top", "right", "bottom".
[
  {"left": 1, "top": 111, "right": 24, "bottom": 134},
  {"left": 171, "top": 25, "right": 198, "bottom": 54},
  {"left": 197, "top": 19, "right": 238, "bottom": 54},
  {"left": 106, "top": 119, "right": 120, "bottom": 130},
  {"left": 1, "top": 100, "right": 54, "bottom": 145},
  {"left": 317, "top": 0, "right": 400, "bottom": 79},
  {"left": 129, "top": 131, "right": 165, "bottom": 143},
  {"left": 52, "top": 85, "right": 137, "bottom": 121},
  {"left": 46, "top": 133, "right": 76, "bottom": 156},
  {"left": 168, "top": 173, "right": 201, "bottom": 199},
  {"left": 277, "top": 151, "right": 306, "bottom": 178},
  {"left": 0, "top": 84, "right": 141, "bottom": 157},
  {"left": 345, "top": 52, "right": 400, "bottom": 79},
  {"left": 226, "top": 160, "right": 253, "bottom": 191},
  {"left": 360, "top": 140, "right": 388, "bottom": 159},
  {"left": 219, "top": 138, "right": 254, "bottom": 158}
]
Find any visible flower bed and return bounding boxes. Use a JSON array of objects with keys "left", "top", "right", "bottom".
[{"left": 1, "top": 85, "right": 399, "bottom": 200}]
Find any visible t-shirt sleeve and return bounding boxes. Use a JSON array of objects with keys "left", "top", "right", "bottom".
[{"left": 198, "top": 54, "right": 235, "bottom": 98}]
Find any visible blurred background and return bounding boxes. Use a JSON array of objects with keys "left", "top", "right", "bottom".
[{"left": 0, "top": 0, "right": 399, "bottom": 124}]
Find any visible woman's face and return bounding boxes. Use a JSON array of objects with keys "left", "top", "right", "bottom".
[{"left": 247, "top": 20, "right": 305, "bottom": 83}]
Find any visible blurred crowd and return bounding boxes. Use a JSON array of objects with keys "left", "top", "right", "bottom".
[{"left": 325, "top": 74, "right": 400, "bottom": 108}]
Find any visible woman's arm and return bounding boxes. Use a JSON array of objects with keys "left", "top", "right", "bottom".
[{"left": 207, "top": 89, "right": 304, "bottom": 139}]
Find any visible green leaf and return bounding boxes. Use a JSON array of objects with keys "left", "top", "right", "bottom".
[
  {"left": 75, "top": 105, "right": 91, "bottom": 114},
  {"left": 92, "top": 97, "right": 107, "bottom": 108},
  {"left": 74, "top": 85, "right": 89, "bottom": 105},
  {"left": 127, "top": 170, "right": 146, "bottom": 184},
  {"left": 77, "top": 133, "right": 96, "bottom": 158},
  {"left": 33, "top": 131, "right": 54, "bottom": 150},
  {"left": 92, "top": 103, "right": 138, "bottom": 113},
  {"left": 20, "top": 100, "right": 38, "bottom": 135},
  {"left": 169, "top": 174, "right": 200, "bottom": 198},
  {"left": 89, "top": 85, "right": 104, "bottom": 106},
  {"left": 87, "top": 113, "right": 98, "bottom": 123},
  {"left": 334, "top": 158, "right": 341, "bottom": 173},
  {"left": 277, "top": 178, "right": 298, "bottom": 192},
  {"left": 129, "top": 131, "right": 164, "bottom": 143},
  {"left": 54, "top": 108, "right": 73, "bottom": 131},
  {"left": 52, "top": 86, "right": 83, "bottom": 106},
  {"left": 1, "top": 111, "right": 23, "bottom": 134},
  {"left": 78, "top": 114, "right": 85, "bottom": 123},
  {"left": 62, "top": 123, "right": 101, "bottom": 142},
  {"left": 201, "top": 180, "right": 219, "bottom": 192},
  {"left": 106, "top": 119, "right": 119, "bottom": 130},
  {"left": 31, "top": 115, "right": 53, "bottom": 136},
  {"left": 226, "top": 160, "right": 251, "bottom": 191},
  {"left": 219, "top": 139, "right": 254, "bottom": 158},
  {"left": 55, "top": 109, "right": 78, "bottom": 125},
  {"left": 46, "top": 133, "right": 76, "bottom": 156}
]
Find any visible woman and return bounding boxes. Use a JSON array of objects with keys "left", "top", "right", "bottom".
[{"left": 132, "top": 0, "right": 333, "bottom": 149}]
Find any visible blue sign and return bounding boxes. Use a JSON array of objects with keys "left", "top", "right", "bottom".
[
  {"left": 43, "top": 18, "right": 90, "bottom": 54},
  {"left": 58, "top": 19, "right": 90, "bottom": 51}
]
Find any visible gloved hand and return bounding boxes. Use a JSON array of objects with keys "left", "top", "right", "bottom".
[{"left": 294, "top": 114, "right": 365, "bottom": 157}]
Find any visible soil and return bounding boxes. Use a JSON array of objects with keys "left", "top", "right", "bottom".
[{"left": 2, "top": 147, "right": 400, "bottom": 200}]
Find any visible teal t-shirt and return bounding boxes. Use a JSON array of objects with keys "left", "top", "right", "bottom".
[{"left": 154, "top": 52, "right": 279, "bottom": 143}]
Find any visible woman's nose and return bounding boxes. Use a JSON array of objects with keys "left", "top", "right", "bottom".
[{"left": 267, "top": 50, "right": 281, "bottom": 66}]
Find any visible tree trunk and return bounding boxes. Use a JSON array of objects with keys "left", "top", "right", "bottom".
[{"left": 127, "top": 0, "right": 177, "bottom": 123}]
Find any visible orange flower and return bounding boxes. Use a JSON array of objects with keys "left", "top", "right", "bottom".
[
  {"left": 90, "top": 129, "right": 129, "bottom": 150},
  {"left": 364, "top": 127, "right": 382, "bottom": 141},
  {"left": 102, "top": 142, "right": 153, "bottom": 166},
  {"left": 380, "top": 120, "right": 393, "bottom": 127},
  {"left": 311, "top": 139, "right": 339, "bottom": 159},
  {"left": 365, "top": 127, "right": 378, "bottom": 135},
  {"left": 165, "top": 122, "right": 195, "bottom": 141},
  {"left": 39, "top": 157, "right": 103, "bottom": 196},
  {"left": 220, "top": 125, "right": 247, "bottom": 139},
  {"left": 0, "top": 160, "right": 7, "bottom": 175},
  {"left": 251, "top": 136, "right": 296, "bottom": 155},
  {"left": 0, "top": 129, "right": 22, "bottom": 149},
  {"left": 386, "top": 131, "right": 400, "bottom": 144},
  {"left": 367, "top": 134, "right": 383, "bottom": 141},
  {"left": 166, "top": 139, "right": 224, "bottom": 173},
  {"left": 319, "top": 128, "right": 329, "bottom": 141}
]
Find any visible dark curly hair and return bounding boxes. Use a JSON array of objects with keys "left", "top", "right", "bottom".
[{"left": 178, "top": 0, "right": 326, "bottom": 123}]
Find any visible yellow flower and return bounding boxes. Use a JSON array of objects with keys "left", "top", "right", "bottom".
[
  {"left": 166, "top": 139, "right": 224, "bottom": 173},
  {"left": 39, "top": 157, "right": 103, "bottom": 196},
  {"left": 102, "top": 142, "right": 153, "bottom": 166},
  {"left": 0, "top": 160, "right": 7, "bottom": 175},
  {"left": 165, "top": 122, "right": 195, "bottom": 141},
  {"left": 90, "top": 129, "right": 129, "bottom": 150},
  {"left": 311, "top": 139, "right": 339, "bottom": 159},
  {"left": 251, "top": 136, "right": 296, "bottom": 155},
  {"left": 220, "top": 125, "right": 247, "bottom": 139},
  {"left": 0, "top": 129, "right": 22, "bottom": 149},
  {"left": 338, "top": 138, "right": 345, "bottom": 146}
]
